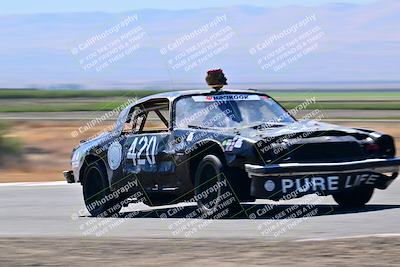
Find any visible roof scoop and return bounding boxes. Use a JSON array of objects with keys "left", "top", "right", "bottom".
[{"left": 205, "top": 69, "right": 228, "bottom": 91}]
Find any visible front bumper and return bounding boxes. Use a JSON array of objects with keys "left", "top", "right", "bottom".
[
  {"left": 246, "top": 157, "right": 400, "bottom": 200},
  {"left": 63, "top": 170, "right": 75, "bottom": 183},
  {"left": 245, "top": 158, "right": 400, "bottom": 176}
]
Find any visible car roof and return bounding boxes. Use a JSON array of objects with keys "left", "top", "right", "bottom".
[
  {"left": 115, "top": 88, "right": 267, "bottom": 133},
  {"left": 133, "top": 88, "right": 261, "bottom": 106}
]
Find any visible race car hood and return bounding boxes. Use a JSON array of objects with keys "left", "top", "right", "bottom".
[
  {"left": 236, "top": 120, "right": 390, "bottom": 164},
  {"left": 236, "top": 120, "right": 370, "bottom": 142}
]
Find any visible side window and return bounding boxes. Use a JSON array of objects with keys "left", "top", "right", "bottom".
[
  {"left": 132, "top": 107, "right": 146, "bottom": 132},
  {"left": 141, "top": 109, "right": 169, "bottom": 132},
  {"left": 127, "top": 99, "right": 170, "bottom": 133},
  {"left": 123, "top": 107, "right": 142, "bottom": 133},
  {"left": 133, "top": 113, "right": 145, "bottom": 132}
]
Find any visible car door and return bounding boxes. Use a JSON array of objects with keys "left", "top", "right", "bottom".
[{"left": 121, "top": 99, "right": 178, "bottom": 193}]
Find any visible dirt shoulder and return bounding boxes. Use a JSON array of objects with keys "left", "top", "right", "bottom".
[
  {"left": 0, "top": 120, "right": 111, "bottom": 182},
  {"left": 1, "top": 236, "right": 399, "bottom": 266}
]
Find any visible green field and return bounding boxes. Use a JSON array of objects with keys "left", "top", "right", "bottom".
[
  {"left": 1, "top": 89, "right": 400, "bottom": 100},
  {"left": 0, "top": 89, "right": 399, "bottom": 112},
  {"left": 0, "top": 89, "right": 162, "bottom": 99},
  {"left": 0, "top": 102, "right": 125, "bottom": 112}
]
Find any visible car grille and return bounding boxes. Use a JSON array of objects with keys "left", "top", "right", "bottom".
[
  {"left": 258, "top": 136, "right": 366, "bottom": 164},
  {"left": 285, "top": 142, "right": 364, "bottom": 162}
]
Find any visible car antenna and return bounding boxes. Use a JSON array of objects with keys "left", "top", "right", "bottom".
[{"left": 205, "top": 69, "right": 227, "bottom": 92}]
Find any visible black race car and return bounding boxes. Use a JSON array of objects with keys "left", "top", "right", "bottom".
[{"left": 64, "top": 89, "right": 400, "bottom": 218}]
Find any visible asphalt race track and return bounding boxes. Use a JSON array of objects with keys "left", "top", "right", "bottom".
[{"left": 1, "top": 178, "right": 399, "bottom": 241}]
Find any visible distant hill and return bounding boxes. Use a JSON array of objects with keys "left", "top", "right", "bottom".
[{"left": 0, "top": 0, "right": 399, "bottom": 89}]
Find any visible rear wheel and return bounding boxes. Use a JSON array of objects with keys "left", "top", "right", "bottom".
[
  {"left": 332, "top": 187, "right": 374, "bottom": 208},
  {"left": 82, "top": 160, "right": 121, "bottom": 217},
  {"left": 194, "top": 155, "right": 242, "bottom": 218}
]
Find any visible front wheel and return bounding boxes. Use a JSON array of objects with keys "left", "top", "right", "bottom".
[
  {"left": 82, "top": 161, "right": 121, "bottom": 217},
  {"left": 194, "top": 155, "right": 242, "bottom": 218},
  {"left": 332, "top": 187, "right": 374, "bottom": 208}
]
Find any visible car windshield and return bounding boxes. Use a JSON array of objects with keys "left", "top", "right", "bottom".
[{"left": 175, "top": 93, "right": 295, "bottom": 129}]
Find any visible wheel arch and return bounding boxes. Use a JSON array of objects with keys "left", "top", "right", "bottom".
[
  {"left": 79, "top": 154, "right": 110, "bottom": 186},
  {"left": 187, "top": 139, "right": 252, "bottom": 201},
  {"left": 188, "top": 140, "right": 226, "bottom": 185},
  {"left": 187, "top": 138, "right": 253, "bottom": 204}
]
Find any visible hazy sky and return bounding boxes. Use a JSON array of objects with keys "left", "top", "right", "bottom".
[{"left": 1, "top": 0, "right": 378, "bottom": 14}]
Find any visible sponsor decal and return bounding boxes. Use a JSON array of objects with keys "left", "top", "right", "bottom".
[
  {"left": 192, "top": 94, "right": 261, "bottom": 102},
  {"left": 275, "top": 173, "right": 380, "bottom": 194},
  {"left": 107, "top": 141, "right": 122, "bottom": 170},
  {"left": 222, "top": 137, "right": 243, "bottom": 151},
  {"left": 186, "top": 132, "right": 194, "bottom": 142},
  {"left": 264, "top": 180, "right": 276, "bottom": 192}
]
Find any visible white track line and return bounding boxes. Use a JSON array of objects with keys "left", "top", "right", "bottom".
[
  {"left": 0, "top": 181, "right": 68, "bottom": 187},
  {"left": 295, "top": 233, "right": 400, "bottom": 242}
]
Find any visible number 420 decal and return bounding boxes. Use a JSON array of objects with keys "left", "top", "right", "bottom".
[{"left": 127, "top": 136, "right": 157, "bottom": 165}]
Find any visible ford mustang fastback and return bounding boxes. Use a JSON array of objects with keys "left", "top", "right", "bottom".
[{"left": 64, "top": 89, "right": 400, "bottom": 218}]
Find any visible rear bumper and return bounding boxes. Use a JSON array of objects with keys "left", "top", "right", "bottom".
[
  {"left": 246, "top": 157, "right": 400, "bottom": 200},
  {"left": 63, "top": 170, "right": 75, "bottom": 183},
  {"left": 245, "top": 157, "right": 400, "bottom": 177}
]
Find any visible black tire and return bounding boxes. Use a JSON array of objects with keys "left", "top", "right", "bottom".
[
  {"left": 82, "top": 160, "right": 121, "bottom": 217},
  {"left": 332, "top": 187, "right": 374, "bottom": 208},
  {"left": 194, "top": 155, "right": 242, "bottom": 218}
]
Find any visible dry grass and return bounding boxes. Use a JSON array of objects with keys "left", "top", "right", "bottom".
[{"left": 0, "top": 121, "right": 112, "bottom": 182}]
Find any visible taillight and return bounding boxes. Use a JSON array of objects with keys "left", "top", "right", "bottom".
[
  {"left": 376, "top": 135, "right": 396, "bottom": 157},
  {"left": 365, "top": 143, "right": 381, "bottom": 154}
]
